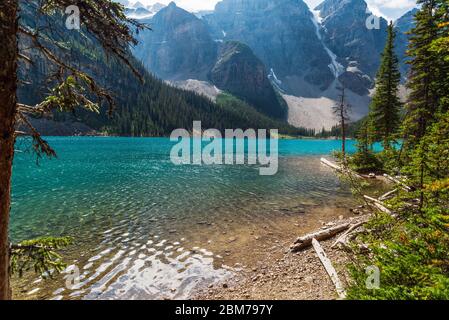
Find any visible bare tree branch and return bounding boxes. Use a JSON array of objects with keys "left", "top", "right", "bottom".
[
  {"left": 18, "top": 53, "right": 33, "bottom": 65},
  {"left": 16, "top": 111, "right": 57, "bottom": 158}
]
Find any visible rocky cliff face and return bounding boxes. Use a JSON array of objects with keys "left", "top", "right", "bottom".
[
  {"left": 204, "top": 0, "right": 335, "bottom": 96},
  {"left": 395, "top": 8, "right": 418, "bottom": 80},
  {"left": 210, "top": 41, "right": 286, "bottom": 119},
  {"left": 315, "top": 0, "right": 388, "bottom": 95},
  {"left": 132, "top": 2, "right": 286, "bottom": 118},
  {"left": 132, "top": 2, "right": 218, "bottom": 81},
  {"left": 131, "top": 0, "right": 400, "bottom": 97}
]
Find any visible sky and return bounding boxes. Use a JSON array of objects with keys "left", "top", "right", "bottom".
[{"left": 136, "top": 0, "right": 417, "bottom": 21}]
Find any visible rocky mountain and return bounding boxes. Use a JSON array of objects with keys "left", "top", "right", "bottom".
[
  {"left": 129, "top": 0, "right": 416, "bottom": 131},
  {"left": 395, "top": 8, "right": 418, "bottom": 79},
  {"left": 125, "top": 7, "right": 153, "bottom": 19},
  {"left": 132, "top": 2, "right": 218, "bottom": 81},
  {"left": 115, "top": 1, "right": 167, "bottom": 19},
  {"left": 210, "top": 41, "right": 286, "bottom": 119},
  {"left": 204, "top": 0, "right": 335, "bottom": 96},
  {"left": 314, "top": 0, "right": 388, "bottom": 95},
  {"left": 132, "top": 2, "right": 286, "bottom": 118}
]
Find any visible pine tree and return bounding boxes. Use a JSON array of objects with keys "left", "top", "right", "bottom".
[
  {"left": 430, "top": 0, "right": 449, "bottom": 113},
  {"left": 347, "top": 1, "right": 449, "bottom": 300},
  {"left": 350, "top": 119, "right": 382, "bottom": 173},
  {"left": 356, "top": 119, "right": 373, "bottom": 155},
  {"left": 403, "top": 0, "right": 442, "bottom": 145},
  {"left": 369, "top": 22, "right": 402, "bottom": 149},
  {"left": 402, "top": 0, "right": 449, "bottom": 199}
]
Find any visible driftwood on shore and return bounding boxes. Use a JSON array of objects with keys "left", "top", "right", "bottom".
[
  {"left": 312, "top": 239, "right": 347, "bottom": 299},
  {"left": 383, "top": 174, "right": 412, "bottom": 192},
  {"left": 378, "top": 188, "right": 398, "bottom": 201},
  {"left": 287, "top": 159, "right": 404, "bottom": 299},
  {"left": 320, "top": 158, "right": 363, "bottom": 179},
  {"left": 321, "top": 158, "right": 342, "bottom": 171},
  {"left": 291, "top": 223, "right": 351, "bottom": 252},
  {"left": 363, "top": 195, "right": 395, "bottom": 216},
  {"left": 291, "top": 160, "right": 398, "bottom": 253},
  {"left": 331, "top": 220, "right": 367, "bottom": 249}
]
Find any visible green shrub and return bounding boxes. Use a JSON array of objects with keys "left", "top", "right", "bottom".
[
  {"left": 349, "top": 150, "right": 384, "bottom": 174},
  {"left": 346, "top": 185, "right": 449, "bottom": 300}
]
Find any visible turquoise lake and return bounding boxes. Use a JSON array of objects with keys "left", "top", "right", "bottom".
[{"left": 11, "top": 137, "right": 362, "bottom": 300}]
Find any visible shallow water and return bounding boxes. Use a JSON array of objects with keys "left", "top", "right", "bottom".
[{"left": 11, "top": 137, "right": 358, "bottom": 300}]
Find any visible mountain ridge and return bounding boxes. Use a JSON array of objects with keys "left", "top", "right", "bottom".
[
  {"left": 210, "top": 41, "right": 287, "bottom": 119},
  {"left": 129, "top": 0, "right": 417, "bottom": 131}
]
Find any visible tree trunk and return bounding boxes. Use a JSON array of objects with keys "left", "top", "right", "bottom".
[
  {"left": 339, "top": 87, "right": 346, "bottom": 160},
  {"left": 0, "top": 0, "right": 19, "bottom": 300},
  {"left": 291, "top": 223, "right": 351, "bottom": 252},
  {"left": 341, "top": 111, "right": 346, "bottom": 158}
]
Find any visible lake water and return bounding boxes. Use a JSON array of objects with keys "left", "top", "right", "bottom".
[{"left": 11, "top": 137, "right": 360, "bottom": 300}]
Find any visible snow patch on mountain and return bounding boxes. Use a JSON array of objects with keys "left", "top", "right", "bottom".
[
  {"left": 268, "top": 68, "right": 285, "bottom": 93},
  {"left": 312, "top": 9, "right": 323, "bottom": 24},
  {"left": 311, "top": 11, "right": 322, "bottom": 40},
  {"left": 310, "top": 10, "right": 344, "bottom": 78},
  {"left": 325, "top": 47, "right": 345, "bottom": 78},
  {"left": 122, "top": 1, "right": 166, "bottom": 19},
  {"left": 269, "top": 68, "right": 282, "bottom": 85}
]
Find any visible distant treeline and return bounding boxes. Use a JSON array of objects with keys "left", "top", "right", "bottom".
[{"left": 315, "top": 120, "right": 364, "bottom": 139}]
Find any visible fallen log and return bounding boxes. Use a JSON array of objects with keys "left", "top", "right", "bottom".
[
  {"left": 383, "top": 174, "right": 412, "bottom": 192},
  {"left": 312, "top": 239, "right": 347, "bottom": 299},
  {"left": 321, "top": 158, "right": 363, "bottom": 179},
  {"left": 331, "top": 221, "right": 367, "bottom": 249},
  {"left": 321, "top": 158, "right": 341, "bottom": 171},
  {"left": 363, "top": 195, "right": 395, "bottom": 216},
  {"left": 378, "top": 188, "right": 398, "bottom": 201},
  {"left": 364, "top": 195, "right": 386, "bottom": 206},
  {"left": 291, "top": 223, "right": 350, "bottom": 252}
]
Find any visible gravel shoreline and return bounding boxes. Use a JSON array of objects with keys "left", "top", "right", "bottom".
[{"left": 194, "top": 216, "right": 362, "bottom": 300}]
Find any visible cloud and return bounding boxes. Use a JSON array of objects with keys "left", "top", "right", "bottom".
[
  {"left": 136, "top": 0, "right": 416, "bottom": 20},
  {"left": 305, "top": 0, "right": 416, "bottom": 20},
  {"left": 136, "top": 0, "right": 219, "bottom": 11},
  {"left": 365, "top": 0, "right": 416, "bottom": 21},
  {"left": 369, "top": 0, "right": 415, "bottom": 9}
]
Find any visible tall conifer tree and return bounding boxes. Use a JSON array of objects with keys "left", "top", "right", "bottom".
[
  {"left": 403, "top": 0, "right": 441, "bottom": 145},
  {"left": 402, "top": 0, "right": 449, "bottom": 196},
  {"left": 369, "top": 22, "right": 402, "bottom": 149}
]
